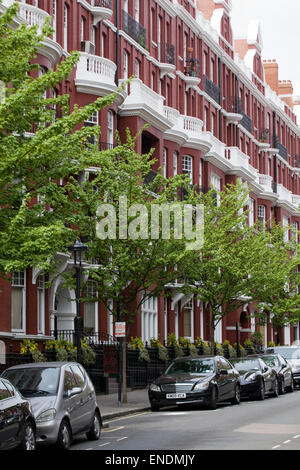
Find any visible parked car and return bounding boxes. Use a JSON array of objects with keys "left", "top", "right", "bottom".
[
  {"left": 264, "top": 346, "right": 300, "bottom": 388},
  {"left": 2, "top": 362, "right": 102, "bottom": 450},
  {"left": 230, "top": 356, "right": 279, "bottom": 400},
  {"left": 260, "top": 353, "right": 294, "bottom": 394},
  {"left": 148, "top": 355, "right": 241, "bottom": 411},
  {"left": 0, "top": 377, "right": 36, "bottom": 450}
]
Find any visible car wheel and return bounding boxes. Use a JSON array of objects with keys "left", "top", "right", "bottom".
[
  {"left": 256, "top": 380, "right": 265, "bottom": 400},
  {"left": 230, "top": 384, "right": 241, "bottom": 405},
  {"left": 20, "top": 421, "right": 36, "bottom": 451},
  {"left": 272, "top": 378, "right": 279, "bottom": 398},
  {"left": 208, "top": 386, "right": 217, "bottom": 410},
  {"left": 86, "top": 411, "right": 101, "bottom": 441},
  {"left": 150, "top": 403, "right": 160, "bottom": 412},
  {"left": 278, "top": 378, "right": 285, "bottom": 395},
  {"left": 287, "top": 378, "right": 294, "bottom": 393},
  {"left": 57, "top": 419, "right": 72, "bottom": 450}
]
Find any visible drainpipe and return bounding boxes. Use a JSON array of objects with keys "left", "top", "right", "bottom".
[
  {"left": 218, "top": 57, "right": 222, "bottom": 142},
  {"left": 235, "top": 75, "right": 238, "bottom": 147},
  {"left": 115, "top": 0, "right": 119, "bottom": 87},
  {"left": 273, "top": 111, "right": 278, "bottom": 223}
]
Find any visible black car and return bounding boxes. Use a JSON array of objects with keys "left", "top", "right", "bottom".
[
  {"left": 260, "top": 354, "right": 294, "bottom": 394},
  {"left": 0, "top": 377, "right": 36, "bottom": 450},
  {"left": 230, "top": 356, "right": 279, "bottom": 400},
  {"left": 148, "top": 355, "right": 241, "bottom": 411}
]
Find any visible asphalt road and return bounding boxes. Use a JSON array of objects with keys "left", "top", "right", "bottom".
[{"left": 70, "top": 389, "right": 300, "bottom": 452}]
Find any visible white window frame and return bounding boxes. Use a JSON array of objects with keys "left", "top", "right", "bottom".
[
  {"left": 37, "top": 275, "right": 45, "bottom": 335},
  {"left": 182, "top": 155, "right": 193, "bottom": 183},
  {"left": 258, "top": 205, "right": 266, "bottom": 226},
  {"left": 84, "top": 280, "right": 98, "bottom": 334},
  {"left": 107, "top": 110, "right": 114, "bottom": 146},
  {"left": 134, "top": 0, "right": 140, "bottom": 22},
  {"left": 52, "top": 0, "right": 57, "bottom": 42},
  {"left": 210, "top": 173, "right": 221, "bottom": 205},
  {"left": 248, "top": 198, "right": 254, "bottom": 227},
  {"left": 173, "top": 151, "right": 178, "bottom": 176},
  {"left": 123, "top": 50, "right": 129, "bottom": 80},
  {"left": 163, "top": 147, "right": 167, "bottom": 178},
  {"left": 11, "top": 271, "right": 26, "bottom": 333},
  {"left": 183, "top": 298, "right": 194, "bottom": 340},
  {"left": 141, "top": 296, "right": 158, "bottom": 344},
  {"left": 63, "top": 4, "right": 68, "bottom": 51},
  {"left": 283, "top": 215, "right": 289, "bottom": 243}
]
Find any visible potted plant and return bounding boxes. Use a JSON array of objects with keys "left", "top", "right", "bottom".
[
  {"left": 149, "top": 337, "right": 169, "bottom": 362},
  {"left": 167, "top": 333, "right": 184, "bottom": 358},
  {"left": 129, "top": 336, "right": 150, "bottom": 362}
]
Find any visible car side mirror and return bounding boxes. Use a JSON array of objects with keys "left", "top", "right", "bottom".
[
  {"left": 263, "top": 366, "right": 269, "bottom": 373},
  {"left": 64, "top": 387, "right": 82, "bottom": 398}
]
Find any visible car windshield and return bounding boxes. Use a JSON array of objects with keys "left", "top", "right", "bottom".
[
  {"left": 164, "top": 358, "right": 215, "bottom": 375},
  {"left": 230, "top": 359, "right": 260, "bottom": 374},
  {"left": 2, "top": 367, "right": 60, "bottom": 397},
  {"left": 263, "top": 356, "right": 279, "bottom": 367},
  {"left": 273, "top": 348, "right": 300, "bottom": 360}
]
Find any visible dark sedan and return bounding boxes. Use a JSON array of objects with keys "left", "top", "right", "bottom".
[
  {"left": 260, "top": 354, "right": 294, "bottom": 394},
  {"left": 230, "top": 356, "right": 279, "bottom": 400},
  {"left": 148, "top": 355, "right": 241, "bottom": 411},
  {"left": 0, "top": 377, "right": 36, "bottom": 450}
]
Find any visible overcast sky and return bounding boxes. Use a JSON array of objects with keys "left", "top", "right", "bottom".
[{"left": 231, "top": 0, "right": 300, "bottom": 93}]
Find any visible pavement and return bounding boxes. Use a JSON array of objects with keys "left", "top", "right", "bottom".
[{"left": 96, "top": 388, "right": 150, "bottom": 423}]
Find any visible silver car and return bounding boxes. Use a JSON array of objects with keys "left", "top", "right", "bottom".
[
  {"left": 2, "top": 362, "right": 102, "bottom": 449},
  {"left": 265, "top": 346, "right": 300, "bottom": 388}
]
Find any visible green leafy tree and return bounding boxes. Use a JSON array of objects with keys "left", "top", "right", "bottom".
[{"left": 0, "top": 2, "right": 117, "bottom": 273}]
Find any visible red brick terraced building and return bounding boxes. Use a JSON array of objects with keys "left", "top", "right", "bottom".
[{"left": 0, "top": 0, "right": 300, "bottom": 358}]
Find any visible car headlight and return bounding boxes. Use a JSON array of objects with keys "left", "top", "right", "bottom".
[
  {"left": 36, "top": 408, "right": 56, "bottom": 423},
  {"left": 193, "top": 381, "right": 210, "bottom": 391},
  {"left": 245, "top": 373, "right": 257, "bottom": 382},
  {"left": 149, "top": 384, "right": 160, "bottom": 392}
]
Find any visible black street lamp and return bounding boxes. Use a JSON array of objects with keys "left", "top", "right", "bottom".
[{"left": 68, "top": 239, "right": 88, "bottom": 363}]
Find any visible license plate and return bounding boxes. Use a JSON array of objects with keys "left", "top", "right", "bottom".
[{"left": 166, "top": 393, "right": 186, "bottom": 399}]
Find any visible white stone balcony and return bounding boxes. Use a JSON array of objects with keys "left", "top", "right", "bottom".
[
  {"left": 76, "top": 0, "right": 113, "bottom": 25},
  {"left": 225, "top": 147, "right": 258, "bottom": 182},
  {"left": 202, "top": 131, "right": 229, "bottom": 171},
  {"left": 258, "top": 174, "right": 273, "bottom": 193},
  {"left": 75, "top": 53, "right": 125, "bottom": 102},
  {"left": 119, "top": 78, "right": 170, "bottom": 131},
  {"left": 2, "top": 1, "right": 62, "bottom": 64},
  {"left": 163, "top": 106, "right": 212, "bottom": 153}
]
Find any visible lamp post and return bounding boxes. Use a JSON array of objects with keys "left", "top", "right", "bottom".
[{"left": 68, "top": 239, "right": 88, "bottom": 363}]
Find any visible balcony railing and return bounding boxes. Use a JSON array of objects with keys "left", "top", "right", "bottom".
[
  {"left": 258, "top": 129, "right": 271, "bottom": 144},
  {"left": 159, "top": 43, "right": 175, "bottom": 65},
  {"left": 223, "top": 97, "right": 242, "bottom": 114},
  {"left": 294, "top": 155, "right": 300, "bottom": 168},
  {"left": 91, "top": 0, "right": 112, "bottom": 7},
  {"left": 203, "top": 75, "right": 220, "bottom": 104},
  {"left": 274, "top": 136, "right": 287, "bottom": 161},
  {"left": 122, "top": 10, "right": 147, "bottom": 49},
  {"left": 184, "top": 58, "right": 201, "bottom": 78},
  {"left": 240, "top": 111, "right": 252, "bottom": 134}
]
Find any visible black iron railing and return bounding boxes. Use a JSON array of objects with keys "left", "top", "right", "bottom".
[
  {"left": 203, "top": 75, "right": 220, "bottom": 104},
  {"left": 240, "top": 111, "right": 252, "bottom": 134},
  {"left": 91, "top": 0, "right": 112, "bottom": 7},
  {"left": 274, "top": 136, "right": 287, "bottom": 160},
  {"left": 122, "top": 10, "right": 147, "bottom": 49},
  {"left": 184, "top": 58, "right": 201, "bottom": 78},
  {"left": 159, "top": 42, "right": 175, "bottom": 65},
  {"left": 223, "top": 96, "right": 242, "bottom": 114}
]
